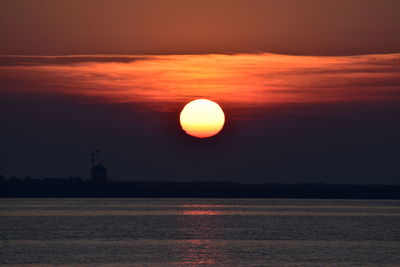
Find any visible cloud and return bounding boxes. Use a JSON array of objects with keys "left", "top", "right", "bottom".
[
  {"left": 0, "top": 55, "right": 149, "bottom": 66},
  {"left": 1, "top": 53, "right": 400, "bottom": 115}
]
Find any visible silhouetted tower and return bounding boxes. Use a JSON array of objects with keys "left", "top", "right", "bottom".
[{"left": 91, "top": 149, "right": 107, "bottom": 182}]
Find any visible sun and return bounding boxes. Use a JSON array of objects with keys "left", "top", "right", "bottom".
[{"left": 180, "top": 99, "right": 225, "bottom": 138}]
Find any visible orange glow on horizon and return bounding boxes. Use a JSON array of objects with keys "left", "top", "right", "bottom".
[
  {"left": 180, "top": 99, "right": 225, "bottom": 138},
  {"left": 1, "top": 53, "right": 399, "bottom": 119}
]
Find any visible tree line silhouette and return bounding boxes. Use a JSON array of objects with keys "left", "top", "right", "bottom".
[{"left": 0, "top": 176, "right": 399, "bottom": 199}]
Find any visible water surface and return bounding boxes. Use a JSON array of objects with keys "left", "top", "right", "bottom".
[{"left": 1, "top": 198, "right": 400, "bottom": 266}]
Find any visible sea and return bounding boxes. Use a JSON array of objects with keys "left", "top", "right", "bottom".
[{"left": 1, "top": 198, "right": 399, "bottom": 266}]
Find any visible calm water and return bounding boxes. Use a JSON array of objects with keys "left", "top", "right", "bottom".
[{"left": 1, "top": 198, "right": 400, "bottom": 266}]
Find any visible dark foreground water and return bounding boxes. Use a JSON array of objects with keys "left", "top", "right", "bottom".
[{"left": 1, "top": 198, "right": 400, "bottom": 266}]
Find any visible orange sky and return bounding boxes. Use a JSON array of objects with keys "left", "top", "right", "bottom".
[
  {"left": 1, "top": 0, "right": 399, "bottom": 55},
  {"left": 0, "top": 53, "right": 399, "bottom": 182},
  {"left": 0, "top": 0, "right": 399, "bottom": 182},
  {"left": 1, "top": 53, "right": 399, "bottom": 118}
]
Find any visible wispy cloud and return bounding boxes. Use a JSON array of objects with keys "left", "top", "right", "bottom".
[{"left": 1, "top": 53, "right": 399, "bottom": 115}]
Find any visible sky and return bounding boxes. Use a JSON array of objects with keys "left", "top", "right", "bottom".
[
  {"left": 1, "top": 0, "right": 400, "bottom": 55},
  {"left": 0, "top": 1, "right": 399, "bottom": 184}
]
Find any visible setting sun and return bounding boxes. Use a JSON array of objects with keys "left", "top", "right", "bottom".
[{"left": 180, "top": 99, "right": 225, "bottom": 138}]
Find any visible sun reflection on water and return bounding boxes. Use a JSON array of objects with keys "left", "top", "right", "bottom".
[{"left": 177, "top": 203, "right": 226, "bottom": 265}]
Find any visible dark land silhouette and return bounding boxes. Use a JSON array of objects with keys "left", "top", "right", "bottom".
[
  {"left": 2, "top": 150, "right": 399, "bottom": 199},
  {"left": 1, "top": 176, "right": 399, "bottom": 199}
]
